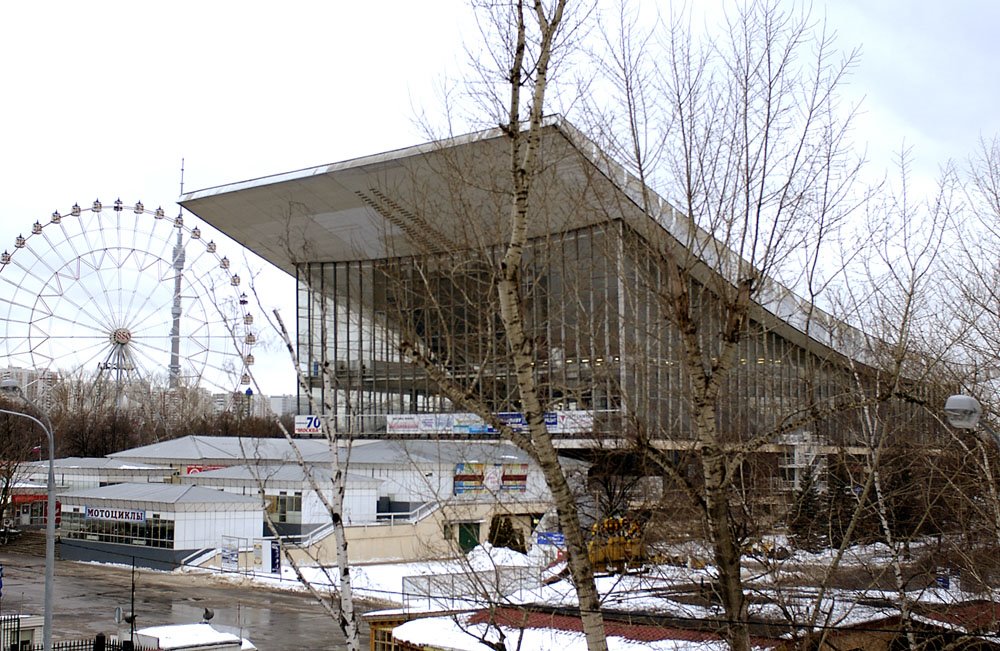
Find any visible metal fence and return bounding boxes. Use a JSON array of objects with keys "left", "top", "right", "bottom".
[
  {"left": 24, "top": 637, "right": 154, "bottom": 651},
  {"left": 0, "top": 616, "right": 22, "bottom": 650},
  {"left": 402, "top": 567, "right": 542, "bottom": 609}
]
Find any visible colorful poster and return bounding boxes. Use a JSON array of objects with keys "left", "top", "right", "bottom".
[
  {"left": 386, "top": 410, "right": 593, "bottom": 435},
  {"left": 454, "top": 463, "right": 529, "bottom": 494}
]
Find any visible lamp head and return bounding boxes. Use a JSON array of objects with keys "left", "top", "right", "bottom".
[{"left": 944, "top": 394, "right": 982, "bottom": 429}]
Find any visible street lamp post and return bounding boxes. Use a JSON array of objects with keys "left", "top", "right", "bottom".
[
  {"left": 0, "top": 379, "right": 54, "bottom": 651},
  {"left": 944, "top": 393, "right": 1000, "bottom": 445},
  {"left": 944, "top": 393, "right": 1000, "bottom": 548}
]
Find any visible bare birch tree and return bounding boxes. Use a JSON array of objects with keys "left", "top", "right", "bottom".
[
  {"left": 950, "top": 135, "right": 1000, "bottom": 404},
  {"left": 584, "top": 3, "right": 875, "bottom": 649},
  {"left": 487, "top": 4, "right": 610, "bottom": 650},
  {"left": 269, "top": 306, "right": 360, "bottom": 651},
  {"left": 399, "top": 2, "right": 611, "bottom": 649},
  {"left": 922, "top": 135, "right": 1000, "bottom": 595},
  {"left": 230, "top": 256, "right": 362, "bottom": 650}
]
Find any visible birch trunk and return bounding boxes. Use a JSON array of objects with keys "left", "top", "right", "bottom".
[
  {"left": 497, "top": 266, "right": 608, "bottom": 651},
  {"left": 493, "top": 3, "right": 608, "bottom": 649},
  {"left": 271, "top": 308, "right": 361, "bottom": 651},
  {"left": 701, "top": 450, "right": 750, "bottom": 651}
]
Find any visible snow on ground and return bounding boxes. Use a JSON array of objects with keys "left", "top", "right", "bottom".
[
  {"left": 466, "top": 542, "right": 536, "bottom": 570},
  {"left": 186, "top": 538, "right": 976, "bottom": 607},
  {"left": 178, "top": 543, "right": 542, "bottom": 605},
  {"left": 172, "top": 536, "right": 995, "bottom": 633},
  {"left": 115, "top": 536, "right": 996, "bottom": 650}
]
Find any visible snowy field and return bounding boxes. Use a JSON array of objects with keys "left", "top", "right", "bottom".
[
  {"left": 178, "top": 538, "right": 989, "bottom": 615},
  {"left": 154, "top": 539, "right": 997, "bottom": 651}
]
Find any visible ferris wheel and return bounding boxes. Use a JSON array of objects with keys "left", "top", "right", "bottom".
[{"left": 0, "top": 198, "right": 256, "bottom": 406}]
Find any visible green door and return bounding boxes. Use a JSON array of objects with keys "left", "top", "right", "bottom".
[{"left": 458, "top": 522, "right": 479, "bottom": 552}]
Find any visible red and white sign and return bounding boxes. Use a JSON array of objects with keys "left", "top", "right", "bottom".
[
  {"left": 186, "top": 465, "right": 224, "bottom": 475},
  {"left": 295, "top": 415, "right": 323, "bottom": 435}
]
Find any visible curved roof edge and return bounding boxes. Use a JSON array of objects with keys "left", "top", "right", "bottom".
[
  {"left": 179, "top": 120, "right": 547, "bottom": 203},
  {"left": 549, "top": 118, "right": 874, "bottom": 367}
]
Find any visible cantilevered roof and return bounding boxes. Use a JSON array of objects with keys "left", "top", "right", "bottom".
[
  {"left": 180, "top": 117, "right": 613, "bottom": 273},
  {"left": 180, "top": 117, "right": 872, "bottom": 364}
]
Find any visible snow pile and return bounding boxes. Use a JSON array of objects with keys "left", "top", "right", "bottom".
[{"left": 465, "top": 543, "right": 534, "bottom": 571}]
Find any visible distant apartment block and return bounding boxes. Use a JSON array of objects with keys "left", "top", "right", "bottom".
[{"left": 269, "top": 394, "right": 297, "bottom": 417}]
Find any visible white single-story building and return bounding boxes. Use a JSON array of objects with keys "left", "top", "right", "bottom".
[
  {"left": 329, "top": 439, "right": 584, "bottom": 559},
  {"left": 58, "top": 483, "right": 262, "bottom": 570},
  {"left": 347, "top": 439, "right": 559, "bottom": 508}
]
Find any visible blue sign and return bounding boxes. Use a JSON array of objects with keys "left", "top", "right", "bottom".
[
  {"left": 537, "top": 532, "right": 566, "bottom": 546},
  {"left": 271, "top": 540, "right": 282, "bottom": 574}
]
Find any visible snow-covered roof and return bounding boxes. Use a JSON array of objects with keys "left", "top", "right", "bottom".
[
  {"left": 342, "top": 440, "right": 538, "bottom": 466},
  {"left": 176, "top": 463, "right": 382, "bottom": 488},
  {"left": 134, "top": 623, "right": 246, "bottom": 650},
  {"left": 108, "top": 435, "right": 329, "bottom": 464},
  {"left": 391, "top": 610, "right": 762, "bottom": 651},
  {"left": 12, "top": 481, "right": 47, "bottom": 490},
  {"left": 22, "top": 457, "right": 169, "bottom": 471},
  {"left": 59, "top": 482, "right": 261, "bottom": 507},
  {"left": 108, "top": 436, "right": 547, "bottom": 471}
]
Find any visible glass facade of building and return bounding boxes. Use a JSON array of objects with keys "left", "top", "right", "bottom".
[
  {"left": 61, "top": 509, "right": 175, "bottom": 548},
  {"left": 296, "top": 220, "right": 939, "bottom": 450}
]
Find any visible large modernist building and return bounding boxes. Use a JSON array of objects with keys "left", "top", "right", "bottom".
[{"left": 180, "top": 118, "right": 939, "bottom": 494}]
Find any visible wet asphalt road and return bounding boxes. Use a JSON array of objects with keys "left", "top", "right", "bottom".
[{"left": 0, "top": 551, "right": 371, "bottom": 650}]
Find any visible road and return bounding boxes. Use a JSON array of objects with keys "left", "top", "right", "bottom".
[{"left": 0, "top": 551, "right": 371, "bottom": 650}]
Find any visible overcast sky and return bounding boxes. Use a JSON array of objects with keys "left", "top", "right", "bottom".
[{"left": 1, "top": 1, "right": 997, "bottom": 396}]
